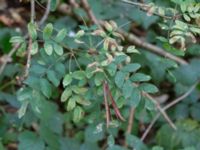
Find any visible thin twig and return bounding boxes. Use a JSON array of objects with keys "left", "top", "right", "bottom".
[
  {"left": 141, "top": 114, "right": 159, "bottom": 141},
  {"left": 38, "top": 0, "right": 51, "bottom": 26},
  {"left": 118, "top": 29, "right": 188, "bottom": 65},
  {"left": 103, "top": 81, "right": 111, "bottom": 128},
  {"left": 127, "top": 107, "right": 135, "bottom": 134},
  {"left": 21, "top": 0, "right": 35, "bottom": 80},
  {"left": 145, "top": 93, "right": 177, "bottom": 130},
  {"left": 164, "top": 82, "right": 198, "bottom": 110},
  {"left": 123, "top": 107, "right": 135, "bottom": 147},
  {"left": 31, "top": 0, "right": 35, "bottom": 23},
  {"left": 0, "top": 44, "right": 20, "bottom": 75},
  {"left": 23, "top": 38, "right": 32, "bottom": 78},
  {"left": 141, "top": 82, "right": 198, "bottom": 141},
  {"left": 80, "top": 0, "right": 102, "bottom": 28},
  {"left": 69, "top": 0, "right": 80, "bottom": 8}
]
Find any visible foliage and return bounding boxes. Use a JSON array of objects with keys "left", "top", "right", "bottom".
[{"left": 0, "top": 0, "right": 200, "bottom": 150}]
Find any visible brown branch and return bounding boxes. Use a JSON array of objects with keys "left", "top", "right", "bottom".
[
  {"left": 123, "top": 107, "right": 135, "bottom": 147},
  {"left": 106, "top": 82, "right": 125, "bottom": 121},
  {"left": 69, "top": 0, "right": 80, "bottom": 8},
  {"left": 80, "top": 0, "right": 101, "bottom": 28},
  {"left": 38, "top": 0, "right": 51, "bottom": 26},
  {"left": 20, "top": 0, "right": 35, "bottom": 81},
  {"left": 30, "top": 0, "right": 35, "bottom": 23},
  {"left": 0, "top": 44, "right": 20, "bottom": 75},
  {"left": 117, "top": 29, "right": 188, "bottom": 65},
  {"left": 141, "top": 82, "right": 198, "bottom": 141},
  {"left": 127, "top": 107, "right": 135, "bottom": 134},
  {"left": 103, "top": 81, "right": 111, "bottom": 128},
  {"left": 23, "top": 38, "right": 32, "bottom": 78},
  {"left": 144, "top": 93, "right": 177, "bottom": 130}
]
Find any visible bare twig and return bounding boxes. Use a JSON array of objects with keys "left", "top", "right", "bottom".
[
  {"left": 141, "top": 82, "right": 198, "bottom": 141},
  {"left": 31, "top": 0, "right": 35, "bottom": 23},
  {"left": 80, "top": 0, "right": 101, "bottom": 28},
  {"left": 145, "top": 93, "right": 177, "bottom": 130},
  {"left": 122, "top": 0, "right": 148, "bottom": 8},
  {"left": 69, "top": 0, "right": 80, "bottom": 8},
  {"left": 23, "top": 38, "right": 32, "bottom": 78},
  {"left": 164, "top": 82, "right": 198, "bottom": 110},
  {"left": 127, "top": 107, "right": 135, "bottom": 134},
  {"left": 141, "top": 114, "right": 159, "bottom": 141},
  {"left": 38, "top": 0, "right": 51, "bottom": 26},
  {"left": 123, "top": 107, "right": 135, "bottom": 147},
  {"left": 118, "top": 29, "right": 188, "bottom": 65},
  {"left": 103, "top": 81, "right": 111, "bottom": 128},
  {"left": 21, "top": 0, "right": 35, "bottom": 80},
  {"left": 0, "top": 44, "right": 20, "bottom": 75}
]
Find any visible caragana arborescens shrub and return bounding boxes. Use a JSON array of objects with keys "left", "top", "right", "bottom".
[{"left": 0, "top": 0, "right": 200, "bottom": 150}]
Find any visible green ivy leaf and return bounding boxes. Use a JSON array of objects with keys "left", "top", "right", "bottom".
[
  {"left": 107, "top": 63, "right": 117, "bottom": 76},
  {"left": 73, "top": 71, "right": 85, "bottom": 80},
  {"left": 73, "top": 106, "right": 84, "bottom": 123},
  {"left": 53, "top": 42, "right": 63, "bottom": 56},
  {"left": 67, "top": 97, "right": 76, "bottom": 111},
  {"left": 63, "top": 74, "right": 72, "bottom": 87},
  {"left": 50, "top": 0, "right": 57, "bottom": 11},
  {"left": 47, "top": 70, "right": 60, "bottom": 87},
  {"left": 116, "top": 97, "right": 125, "bottom": 108},
  {"left": 125, "top": 134, "right": 147, "bottom": 150},
  {"left": 28, "top": 22, "right": 37, "bottom": 40},
  {"left": 145, "top": 98, "right": 155, "bottom": 110},
  {"left": 9, "top": 36, "right": 24, "bottom": 43},
  {"left": 61, "top": 88, "right": 72, "bottom": 102},
  {"left": 71, "top": 86, "right": 88, "bottom": 94},
  {"left": 128, "top": 88, "right": 141, "bottom": 107},
  {"left": 127, "top": 46, "right": 140, "bottom": 54},
  {"left": 44, "top": 41, "right": 53, "bottom": 55},
  {"left": 114, "top": 55, "right": 127, "bottom": 64},
  {"left": 75, "top": 96, "right": 91, "bottom": 106},
  {"left": 31, "top": 41, "right": 38, "bottom": 55},
  {"left": 16, "top": 42, "right": 27, "bottom": 57},
  {"left": 18, "top": 101, "right": 29, "bottom": 118},
  {"left": 40, "top": 78, "right": 52, "bottom": 98},
  {"left": 43, "top": 23, "right": 53, "bottom": 40},
  {"left": 115, "top": 71, "right": 126, "bottom": 88},
  {"left": 139, "top": 83, "right": 158, "bottom": 93},
  {"left": 122, "top": 80, "right": 133, "bottom": 99},
  {"left": 94, "top": 72, "right": 104, "bottom": 86},
  {"left": 55, "top": 28, "right": 67, "bottom": 42},
  {"left": 131, "top": 73, "right": 151, "bottom": 82},
  {"left": 107, "top": 135, "right": 115, "bottom": 147},
  {"left": 122, "top": 63, "right": 141, "bottom": 73}
]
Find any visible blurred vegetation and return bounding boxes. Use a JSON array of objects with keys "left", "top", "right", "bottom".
[{"left": 0, "top": 0, "right": 200, "bottom": 150}]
